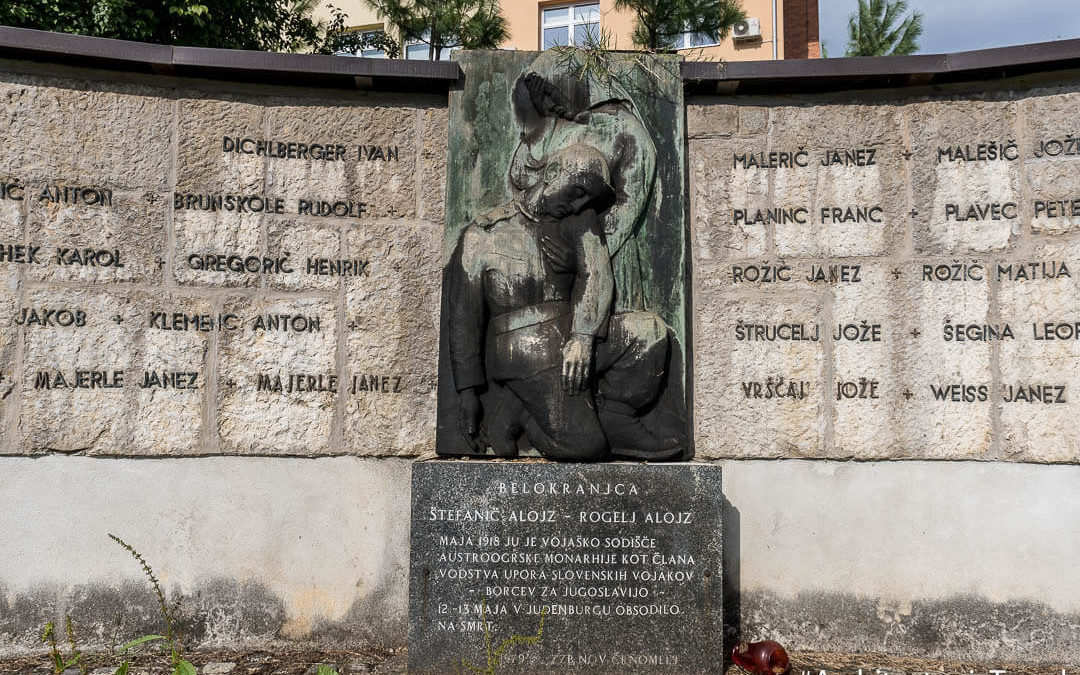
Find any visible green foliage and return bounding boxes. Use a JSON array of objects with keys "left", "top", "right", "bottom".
[
  {"left": 458, "top": 599, "right": 547, "bottom": 675},
  {"left": 323, "top": 13, "right": 401, "bottom": 57},
  {"left": 174, "top": 661, "right": 198, "bottom": 675},
  {"left": 551, "top": 25, "right": 617, "bottom": 82},
  {"left": 316, "top": 666, "right": 341, "bottom": 675},
  {"left": 613, "top": 0, "right": 745, "bottom": 52},
  {"left": 37, "top": 536, "right": 199, "bottom": 675},
  {"left": 549, "top": 45, "right": 681, "bottom": 115},
  {"left": 108, "top": 534, "right": 196, "bottom": 675},
  {"left": 0, "top": 0, "right": 342, "bottom": 52},
  {"left": 364, "top": 0, "right": 508, "bottom": 60},
  {"left": 42, "top": 621, "right": 83, "bottom": 675},
  {"left": 845, "top": 0, "right": 923, "bottom": 56},
  {"left": 321, "top": 5, "right": 401, "bottom": 57},
  {"left": 117, "top": 634, "right": 168, "bottom": 651},
  {"left": 64, "top": 615, "right": 89, "bottom": 675}
]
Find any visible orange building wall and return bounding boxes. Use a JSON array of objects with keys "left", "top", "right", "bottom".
[
  {"left": 504, "top": 0, "right": 782, "bottom": 60},
  {"left": 315, "top": 1, "right": 380, "bottom": 27},
  {"left": 315, "top": 0, "right": 819, "bottom": 62}
]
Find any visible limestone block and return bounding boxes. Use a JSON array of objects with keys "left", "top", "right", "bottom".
[
  {"left": 176, "top": 98, "right": 265, "bottom": 195},
  {"left": 694, "top": 293, "right": 826, "bottom": 458},
  {"left": 737, "top": 106, "right": 768, "bottom": 137},
  {"left": 1026, "top": 160, "right": 1080, "bottom": 234},
  {"left": 130, "top": 293, "right": 212, "bottom": 455},
  {"left": 829, "top": 264, "right": 905, "bottom": 459},
  {"left": 909, "top": 100, "right": 1021, "bottom": 253},
  {"left": 217, "top": 296, "right": 338, "bottom": 454},
  {"left": 0, "top": 272, "right": 17, "bottom": 445},
  {"left": 0, "top": 194, "right": 24, "bottom": 438},
  {"left": 343, "top": 219, "right": 440, "bottom": 455},
  {"left": 1022, "top": 86, "right": 1080, "bottom": 157},
  {"left": 0, "top": 77, "right": 171, "bottom": 191},
  {"left": 891, "top": 261, "right": 994, "bottom": 458},
  {"left": 735, "top": 259, "right": 873, "bottom": 291},
  {"left": 263, "top": 100, "right": 417, "bottom": 220},
  {"left": 768, "top": 105, "right": 907, "bottom": 257},
  {"left": 419, "top": 106, "right": 448, "bottom": 224},
  {"left": 173, "top": 211, "right": 264, "bottom": 287},
  {"left": 997, "top": 243, "right": 1080, "bottom": 461},
  {"left": 0, "top": 193, "right": 22, "bottom": 241},
  {"left": 685, "top": 101, "right": 738, "bottom": 139},
  {"left": 25, "top": 191, "right": 165, "bottom": 284},
  {"left": 17, "top": 289, "right": 139, "bottom": 454},
  {"left": 690, "top": 138, "right": 769, "bottom": 262},
  {"left": 265, "top": 219, "right": 343, "bottom": 292}
]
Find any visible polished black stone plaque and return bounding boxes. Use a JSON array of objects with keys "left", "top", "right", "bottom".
[{"left": 408, "top": 461, "right": 722, "bottom": 675}]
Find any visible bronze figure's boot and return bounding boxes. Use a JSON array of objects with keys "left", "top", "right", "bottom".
[
  {"left": 479, "top": 386, "right": 526, "bottom": 457},
  {"left": 598, "top": 399, "right": 683, "bottom": 460}
]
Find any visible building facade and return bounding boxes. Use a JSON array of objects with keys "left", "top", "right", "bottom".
[{"left": 318, "top": 0, "right": 821, "bottom": 61}]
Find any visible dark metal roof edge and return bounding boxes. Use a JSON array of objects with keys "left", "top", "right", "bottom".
[
  {"left": 2, "top": 25, "right": 1080, "bottom": 93},
  {"left": 0, "top": 25, "right": 172, "bottom": 65},
  {"left": 170, "top": 44, "right": 460, "bottom": 80},
  {"left": 0, "top": 25, "right": 462, "bottom": 88},
  {"left": 681, "top": 37, "right": 1080, "bottom": 85}
]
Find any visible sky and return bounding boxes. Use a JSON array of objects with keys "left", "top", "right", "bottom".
[{"left": 818, "top": 0, "right": 1080, "bottom": 56}]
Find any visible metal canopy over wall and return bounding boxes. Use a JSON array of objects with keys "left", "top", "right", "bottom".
[{"left": 2, "top": 25, "right": 1080, "bottom": 93}]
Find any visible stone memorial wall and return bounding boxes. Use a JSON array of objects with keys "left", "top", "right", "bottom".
[
  {"left": 2, "top": 35, "right": 1080, "bottom": 665},
  {"left": 688, "top": 89, "right": 1080, "bottom": 462},
  {"left": 0, "top": 63, "right": 446, "bottom": 457}
]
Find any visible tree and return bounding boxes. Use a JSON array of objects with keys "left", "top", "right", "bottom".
[
  {"left": 321, "top": 6, "right": 402, "bottom": 57},
  {"left": 0, "top": 0, "right": 337, "bottom": 52},
  {"left": 845, "top": 0, "right": 923, "bottom": 57},
  {"left": 613, "top": 0, "right": 745, "bottom": 52},
  {"left": 364, "top": 0, "right": 508, "bottom": 60}
]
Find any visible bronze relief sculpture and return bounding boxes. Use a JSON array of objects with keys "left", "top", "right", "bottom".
[{"left": 439, "top": 50, "right": 689, "bottom": 461}]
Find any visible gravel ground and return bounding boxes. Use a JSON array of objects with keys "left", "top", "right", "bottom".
[
  {"left": 0, "top": 648, "right": 405, "bottom": 675},
  {"left": 0, "top": 649, "right": 1073, "bottom": 675}
]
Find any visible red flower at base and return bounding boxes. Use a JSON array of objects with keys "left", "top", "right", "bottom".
[{"left": 732, "top": 640, "right": 791, "bottom": 675}]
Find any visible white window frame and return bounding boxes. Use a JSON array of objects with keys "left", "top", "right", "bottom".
[
  {"left": 541, "top": 2, "right": 601, "bottom": 49},
  {"left": 405, "top": 30, "right": 455, "bottom": 61},
  {"left": 675, "top": 28, "right": 721, "bottom": 50}
]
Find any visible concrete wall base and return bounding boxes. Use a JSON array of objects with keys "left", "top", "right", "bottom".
[{"left": 2, "top": 457, "right": 1078, "bottom": 662}]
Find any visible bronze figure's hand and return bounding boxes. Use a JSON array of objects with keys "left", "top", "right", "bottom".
[
  {"left": 523, "top": 72, "right": 574, "bottom": 120},
  {"left": 540, "top": 235, "right": 574, "bottom": 273},
  {"left": 561, "top": 334, "right": 594, "bottom": 394}
]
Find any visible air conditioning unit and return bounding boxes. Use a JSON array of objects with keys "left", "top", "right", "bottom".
[{"left": 733, "top": 17, "right": 762, "bottom": 42}]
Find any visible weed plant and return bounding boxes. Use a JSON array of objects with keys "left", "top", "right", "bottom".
[{"left": 40, "top": 535, "right": 197, "bottom": 675}]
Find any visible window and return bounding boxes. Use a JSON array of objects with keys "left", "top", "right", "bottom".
[
  {"left": 405, "top": 30, "right": 455, "bottom": 60},
  {"left": 674, "top": 28, "right": 720, "bottom": 50},
  {"left": 405, "top": 42, "right": 430, "bottom": 59},
  {"left": 542, "top": 3, "right": 600, "bottom": 49},
  {"left": 669, "top": 25, "right": 721, "bottom": 49},
  {"left": 335, "top": 28, "right": 387, "bottom": 58},
  {"left": 360, "top": 30, "right": 386, "bottom": 58}
]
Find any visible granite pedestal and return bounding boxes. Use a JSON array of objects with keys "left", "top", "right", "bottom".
[{"left": 408, "top": 461, "right": 723, "bottom": 675}]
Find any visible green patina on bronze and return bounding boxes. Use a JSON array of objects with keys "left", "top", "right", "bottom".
[{"left": 439, "top": 49, "right": 690, "bottom": 460}]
